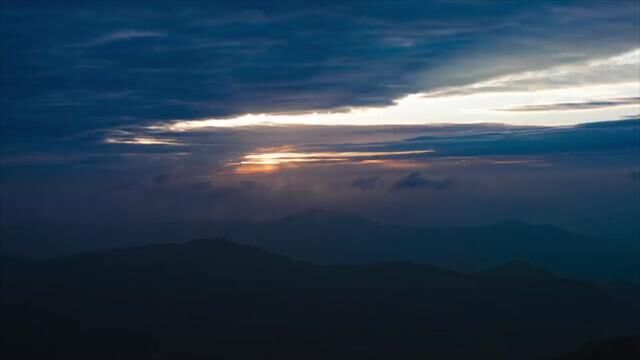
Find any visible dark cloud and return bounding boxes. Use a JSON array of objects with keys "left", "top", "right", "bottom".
[
  {"left": 500, "top": 97, "right": 640, "bottom": 112},
  {"left": 630, "top": 170, "right": 640, "bottom": 182},
  {"left": 308, "top": 119, "right": 640, "bottom": 158},
  {"left": 391, "top": 172, "right": 454, "bottom": 191},
  {"left": 152, "top": 173, "right": 171, "bottom": 186},
  {"left": 350, "top": 176, "right": 383, "bottom": 191}
]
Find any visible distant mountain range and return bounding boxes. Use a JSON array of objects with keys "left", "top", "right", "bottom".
[
  {"left": 218, "top": 209, "right": 640, "bottom": 283},
  {"left": 3, "top": 209, "right": 639, "bottom": 282},
  {"left": 3, "top": 238, "right": 639, "bottom": 360}
]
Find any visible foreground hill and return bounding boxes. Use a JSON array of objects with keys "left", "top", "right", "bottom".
[
  {"left": 2, "top": 239, "right": 639, "bottom": 360},
  {"left": 553, "top": 336, "right": 640, "bottom": 359},
  {"left": 3, "top": 210, "right": 639, "bottom": 283}
]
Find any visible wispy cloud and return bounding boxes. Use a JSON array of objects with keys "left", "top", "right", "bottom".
[
  {"left": 425, "top": 49, "right": 640, "bottom": 97},
  {"left": 73, "top": 29, "right": 166, "bottom": 47},
  {"left": 499, "top": 97, "right": 640, "bottom": 112},
  {"left": 104, "top": 136, "right": 183, "bottom": 146},
  {"left": 228, "top": 148, "right": 434, "bottom": 173}
]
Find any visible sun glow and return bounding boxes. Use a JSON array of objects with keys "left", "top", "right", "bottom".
[
  {"left": 237, "top": 149, "right": 434, "bottom": 165},
  {"left": 104, "top": 137, "right": 184, "bottom": 146},
  {"left": 227, "top": 149, "right": 434, "bottom": 173}
]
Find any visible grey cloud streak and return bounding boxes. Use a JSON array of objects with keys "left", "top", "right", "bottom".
[{"left": 500, "top": 97, "right": 640, "bottom": 112}]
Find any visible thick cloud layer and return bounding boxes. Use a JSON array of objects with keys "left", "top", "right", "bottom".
[{"left": 2, "top": 0, "right": 639, "bottom": 150}]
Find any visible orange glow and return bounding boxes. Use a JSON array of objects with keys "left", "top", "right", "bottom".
[
  {"left": 228, "top": 149, "right": 434, "bottom": 174},
  {"left": 358, "top": 159, "right": 428, "bottom": 169},
  {"left": 104, "top": 137, "right": 183, "bottom": 146},
  {"left": 238, "top": 150, "right": 434, "bottom": 165}
]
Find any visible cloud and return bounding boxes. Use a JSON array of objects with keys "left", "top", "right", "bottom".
[
  {"left": 630, "top": 170, "right": 640, "bottom": 182},
  {"left": 391, "top": 172, "right": 454, "bottom": 191},
  {"left": 2, "top": 121, "right": 639, "bottom": 238},
  {"left": 3, "top": 0, "right": 640, "bottom": 152},
  {"left": 424, "top": 49, "right": 640, "bottom": 98},
  {"left": 309, "top": 119, "right": 640, "bottom": 158},
  {"left": 142, "top": 49, "right": 639, "bottom": 130},
  {"left": 499, "top": 97, "right": 640, "bottom": 112},
  {"left": 152, "top": 173, "right": 171, "bottom": 186},
  {"left": 104, "top": 136, "right": 185, "bottom": 146},
  {"left": 73, "top": 30, "right": 166, "bottom": 47},
  {"left": 350, "top": 176, "right": 383, "bottom": 191},
  {"left": 1, "top": 0, "right": 639, "bottom": 235}
]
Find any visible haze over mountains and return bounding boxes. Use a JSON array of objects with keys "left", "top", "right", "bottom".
[
  {"left": 4, "top": 209, "right": 639, "bottom": 283},
  {"left": 3, "top": 238, "right": 639, "bottom": 360}
]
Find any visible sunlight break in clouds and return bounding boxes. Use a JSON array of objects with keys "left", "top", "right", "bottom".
[
  {"left": 149, "top": 49, "right": 640, "bottom": 131},
  {"left": 238, "top": 150, "right": 434, "bottom": 165},
  {"left": 104, "top": 136, "right": 183, "bottom": 146},
  {"left": 228, "top": 149, "right": 434, "bottom": 174}
]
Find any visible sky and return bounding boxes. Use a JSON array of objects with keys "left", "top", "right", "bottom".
[{"left": 1, "top": 0, "right": 639, "bottom": 239}]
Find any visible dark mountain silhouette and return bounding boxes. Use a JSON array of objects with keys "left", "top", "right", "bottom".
[
  {"left": 2, "top": 238, "right": 639, "bottom": 360},
  {"left": 3, "top": 209, "right": 639, "bottom": 282},
  {"left": 553, "top": 336, "right": 640, "bottom": 360}
]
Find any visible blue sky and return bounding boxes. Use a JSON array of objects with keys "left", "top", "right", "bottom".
[{"left": 1, "top": 0, "right": 639, "bottom": 239}]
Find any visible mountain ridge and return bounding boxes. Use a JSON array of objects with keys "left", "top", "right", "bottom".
[
  {"left": 3, "top": 209, "right": 638, "bottom": 282},
  {"left": 3, "top": 237, "right": 638, "bottom": 360}
]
